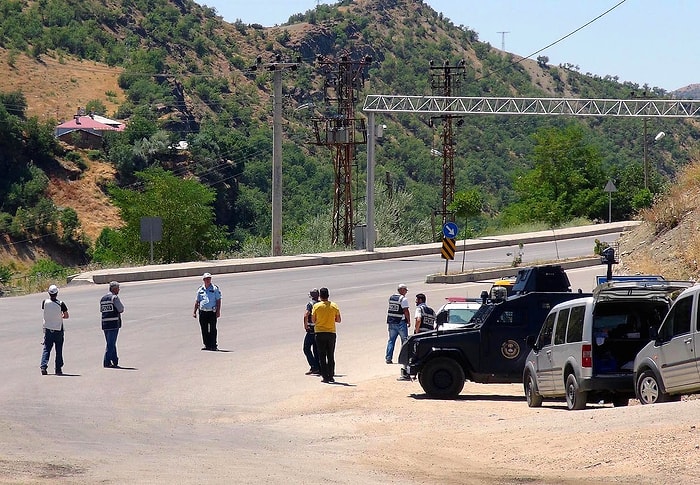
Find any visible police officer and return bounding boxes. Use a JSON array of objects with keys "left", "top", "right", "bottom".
[
  {"left": 385, "top": 283, "right": 410, "bottom": 364},
  {"left": 303, "top": 288, "right": 321, "bottom": 375},
  {"left": 41, "top": 284, "right": 69, "bottom": 375},
  {"left": 100, "top": 281, "right": 125, "bottom": 368},
  {"left": 414, "top": 293, "right": 436, "bottom": 334},
  {"left": 193, "top": 272, "right": 222, "bottom": 351}
]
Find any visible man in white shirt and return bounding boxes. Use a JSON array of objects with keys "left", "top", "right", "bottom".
[{"left": 41, "top": 284, "right": 69, "bottom": 375}]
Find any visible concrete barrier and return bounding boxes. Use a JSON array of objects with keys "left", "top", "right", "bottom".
[{"left": 73, "top": 221, "right": 638, "bottom": 285}]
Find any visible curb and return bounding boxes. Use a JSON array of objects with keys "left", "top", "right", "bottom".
[
  {"left": 72, "top": 221, "right": 638, "bottom": 285},
  {"left": 425, "top": 257, "right": 602, "bottom": 284}
]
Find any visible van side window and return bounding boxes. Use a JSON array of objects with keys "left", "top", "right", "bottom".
[
  {"left": 566, "top": 305, "right": 585, "bottom": 343},
  {"left": 659, "top": 295, "right": 693, "bottom": 341},
  {"left": 537, "top": 312, "right": 556, "bottom": 348},
  {"left": 554, "top": 308, "right": 570, "bottom": 345}
]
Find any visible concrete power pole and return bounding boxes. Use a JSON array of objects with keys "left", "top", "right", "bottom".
[{"left": 251, "top": 55, "right": 300, "bottom": 256}]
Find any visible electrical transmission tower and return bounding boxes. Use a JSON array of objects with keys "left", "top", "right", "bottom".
[
  {"left": 312, "top": 54, "right": 373, "bottom": 246},
  {"left": 497, "top": 31, "right": 510, "bottom": 51},
  {"left": 429, "top": 59, "right": 466, "bottom": 226}
]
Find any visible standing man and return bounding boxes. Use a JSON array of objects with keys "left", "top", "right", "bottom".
[
  {"left": 303, "top": 288, "right": 321, "bottom": 375},
  {"left": 100, "top": 281, "right": 125, "bottom": 368},
  {"left": 414, "top": 293, "right": 436, "bottom": 334},
  {"left": 40, "top": 284, "right": 69, "bottom": 375},
  {"left": 385, "top": 283, "right": 410, "bottom": 364},
  {"left": 312, "top": 287, "right": 341, "bottom": 384},
  {"left": 193, "top": 272, "right": 222, "bottom": 351}
]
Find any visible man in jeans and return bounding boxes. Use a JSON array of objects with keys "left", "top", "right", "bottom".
[
  {"left": 303, "top": 288, "right": 321, "bottom": 375},
  {"left": 100, "top": 281, "right": 125, "bottom": 368},
  {"left": 385, "top": 283, "right": 410, "bottom": 364},
  {"left": 41, "top": 284, "right": 69, "bottom": 375}
]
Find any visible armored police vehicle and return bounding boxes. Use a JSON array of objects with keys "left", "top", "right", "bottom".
[{"left": 399, "top": 265, "right": 591, "bottom": 399}]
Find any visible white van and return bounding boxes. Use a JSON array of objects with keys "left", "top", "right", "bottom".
[
  {"left": 634, "top": 283, "right": 700, "bottom": 404},
  {"left": 524, "top": 280, "right": 692, "bottom": 410}
]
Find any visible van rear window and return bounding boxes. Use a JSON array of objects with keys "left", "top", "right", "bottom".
[{"left": 566, "top": 305, "right": 585, "bottom": 342}]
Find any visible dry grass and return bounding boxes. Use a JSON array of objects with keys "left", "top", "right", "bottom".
[
  {"left": 0, "top": 50, "right": 125, "bottom": 266},
  {"left": 618, "top": 159, "right": 700, "bottom": 280},
  {"left": 1, "top": 49, "right": 124, "bottom": 122}
]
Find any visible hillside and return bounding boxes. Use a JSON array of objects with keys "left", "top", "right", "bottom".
[
  {"left": 0, "top": 0, "right": 699, "bottom": 273},
  {"left": 617, "top": 159, "right": 700, "bottom": 280}
]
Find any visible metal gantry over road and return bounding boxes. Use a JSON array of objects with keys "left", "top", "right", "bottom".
[{"left": 362, "top": 95, "right": 700, "bottom": 251}]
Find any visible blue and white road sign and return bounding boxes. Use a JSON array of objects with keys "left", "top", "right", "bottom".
[{"left": 443, "top": 222, "right": 458, "bottom": 238}]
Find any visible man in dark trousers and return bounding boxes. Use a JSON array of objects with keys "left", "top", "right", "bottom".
[
  {"left": 193, "top": 273, "right": 222, "bottom": 351},
  {"left": 303, "top": 288, "right": 321, "bottom": 375},
  {"left": 100, "top": 281, "right": 125, "bottom": 368},
  {"left": 41, "top": 284, "right": 69, "bottom": 375},
  {"left": 312, "top": 287, "right": 341, "bottom": 384}
]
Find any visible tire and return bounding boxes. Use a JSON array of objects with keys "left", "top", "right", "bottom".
[
  {"left": 524, "top": 372, "right": 543, "bottom": 408},
  {"left": 565, "top": 373, "right": 587, "bottom": 410},
  {"left": 418, "top": 357, "right": 465, "bottom": 399},
  {"left": 637, "top": 370, "right": 671, "bottom": 405}
]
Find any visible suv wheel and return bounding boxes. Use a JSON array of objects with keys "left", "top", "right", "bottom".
[
  {"left": 637, "top": 370, "right": 670, "bottom": 405},
  {"left": 565, "top": 373, "right": 587, "bottom": 410},
  {"left": 418, "top": 357, "right": 465, "bottom": 399},
  {"left": 524, "top": 372, "right": 543, "bottom": 408}
]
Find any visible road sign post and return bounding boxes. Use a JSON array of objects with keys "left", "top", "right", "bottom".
[
  {"left": 441, "top": 222, "right": 458, "bottom": 274},
  {"left": 441, "top": 237, "right": 456, "bottom": 274}
]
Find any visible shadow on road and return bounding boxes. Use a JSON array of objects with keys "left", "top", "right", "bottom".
[{"left": 408, "top": 393, "right": 525, "bottom": 402}]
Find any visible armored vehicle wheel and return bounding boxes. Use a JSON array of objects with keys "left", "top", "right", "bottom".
[{"left": 418, "top": 357, "right": 465, "bottom": 399}]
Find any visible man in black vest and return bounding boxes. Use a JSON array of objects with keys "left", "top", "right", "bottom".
[
  {"left": 100, "top": 281, "right": 125, "bottom": 368},
  {"left": 385, "top": 283, "right": 410, "bottom": 364},
  {"left": 414, "top": 293, "right": 436, "bottom": 334},
  {"left": 303, "top": 288, "right": 321, "bottom": 375}
]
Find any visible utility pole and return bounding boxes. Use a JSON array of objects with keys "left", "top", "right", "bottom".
[
  {"left": 312, "top": 53, "right": 373, "bottom": 246},
  {"left": 429, "top": 59, "right": 467, "bottom": 226},
  {"left": 497, "top": 31, "right": 510, "bottom": 51},
  {"left": 250, "top": 54, "right": 300, "bottom": 256}
]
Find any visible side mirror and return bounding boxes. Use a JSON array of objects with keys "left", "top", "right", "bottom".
[
  {"left": 435, "top": 311, "right": 447, "bottom": 326},
  {"left": 650, "top": 326, "right": 661, "bottom": 343}
]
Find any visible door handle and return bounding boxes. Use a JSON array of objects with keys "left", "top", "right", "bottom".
[{"left": 684, "top": 338, "right": 693, "bottom": 345}]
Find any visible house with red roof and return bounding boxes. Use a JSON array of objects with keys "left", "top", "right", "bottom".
[{"left": 55, "top": 111, "right": 125, "bottom": 149}]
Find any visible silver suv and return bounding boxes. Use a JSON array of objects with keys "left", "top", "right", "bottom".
[
  {"left": 523, "top": 280, "right": 692, "bottom": 410},
  {"left": 634, "top": 283, "right": 700, "bottom": 404}
]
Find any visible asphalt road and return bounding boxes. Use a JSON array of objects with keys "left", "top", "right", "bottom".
[{"left": 0, "top": 234, "right": 618, "bottom": 483}]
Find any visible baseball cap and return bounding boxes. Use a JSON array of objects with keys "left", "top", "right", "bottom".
[
  {"left": 202, "top": 272, "right": 212, "bottom": 279},
  {"left": 398, "top": 283, "right": 408, "bottom": 290},
  {"left": 48, "top": 284, "right": 59, "bottom": 295}
]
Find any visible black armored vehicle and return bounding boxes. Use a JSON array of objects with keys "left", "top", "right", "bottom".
[{"left": 399, "top": 265, "right": 591, "bottom": 398}]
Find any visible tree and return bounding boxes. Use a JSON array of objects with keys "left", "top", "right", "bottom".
[
  {"left": 503, "top": 125, "right": 607, "bottom": 226},
  {"left": 107, "top": 167, "right": 230, "bottom": 263},
  {"left": 448, "top": 189, "right": 483, "bottom": 272}
]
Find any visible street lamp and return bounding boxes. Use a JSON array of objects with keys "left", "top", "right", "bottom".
[{"left": 642, "top": 118, "right": 666, "bottom": 190}]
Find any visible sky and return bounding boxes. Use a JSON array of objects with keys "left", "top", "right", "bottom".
[{"left": 196, "top": 0, "right": 699, "bottom": 92}]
